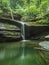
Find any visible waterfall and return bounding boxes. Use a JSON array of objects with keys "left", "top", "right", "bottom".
[
  {"left": 22, "top": 23, "right": 25, "bottom": 40},
  {"left": 21, "top": 22, "right": 26, "bottom": 41},
  {"left": 20, "top": 22, "right": 30, "bottom": 59},
  {"left": 20, "top": 22, "right": 26, "bottom": 59}
]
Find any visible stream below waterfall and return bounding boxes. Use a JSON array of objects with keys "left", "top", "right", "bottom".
[{"left": 0, "top": 40, "right": 49, "bottom": 65}]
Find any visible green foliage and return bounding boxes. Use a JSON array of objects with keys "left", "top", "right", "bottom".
[
  {"left": 0, "top": 0, "right": 49, "bottom": 23},
  {"left": 0, "top": 10, "right": 3, "bottom": 14},
  {"left": 37, "top": 19, "right": 49, "bottom": 24}
]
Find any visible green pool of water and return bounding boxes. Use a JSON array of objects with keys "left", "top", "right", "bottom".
[{"left": 0, "top": 41, "right": 48, "bottom": 65}]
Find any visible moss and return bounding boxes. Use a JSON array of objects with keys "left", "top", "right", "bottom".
[{"left": 28, "top": 22, "right": 48, "bottom": 26}]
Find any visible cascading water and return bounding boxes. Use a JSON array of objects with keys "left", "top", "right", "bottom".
[
  {"left": 21, "top": 22, "right": 25, "bottom": 59},
  {"left": 21, "top": 23, "right": 25, "bottom": 41},
  {"left": 21, "top": 22, "right": 29, "bottom": 59}
]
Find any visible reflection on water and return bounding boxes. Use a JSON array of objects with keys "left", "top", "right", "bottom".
[
  {"left": 0, "top": 50, "right": 5, "bottom": 60},
  {"left": 0, "top": 41, "right": 48, "bottom": 65},
  {"left": 21, "top": 53, "right": 25, "bottom": 59}
]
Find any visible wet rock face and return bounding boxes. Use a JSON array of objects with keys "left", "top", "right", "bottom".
[
  {"left": 0, "top": 13, "right": 22, "bottom": 20},
  {"left": 0, "top": 33, "right": 22, "bottom": 42},
  {"left": 29, "top": 26, "right": 49, "bottom": 38},
  {"left": 0, "top": 34, "right": 5, "bottom": 37},
  {"left": 39, "top": 41, "right": 49, "bottom": 50}
]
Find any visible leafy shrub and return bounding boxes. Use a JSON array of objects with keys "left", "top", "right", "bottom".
[{"left": 37, "top": 19, "right": 49, "bottom": 24}]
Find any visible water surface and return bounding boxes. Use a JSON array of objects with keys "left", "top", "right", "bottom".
[{"left": 0, "top": 41, "right": 48, "bottom": 65}]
